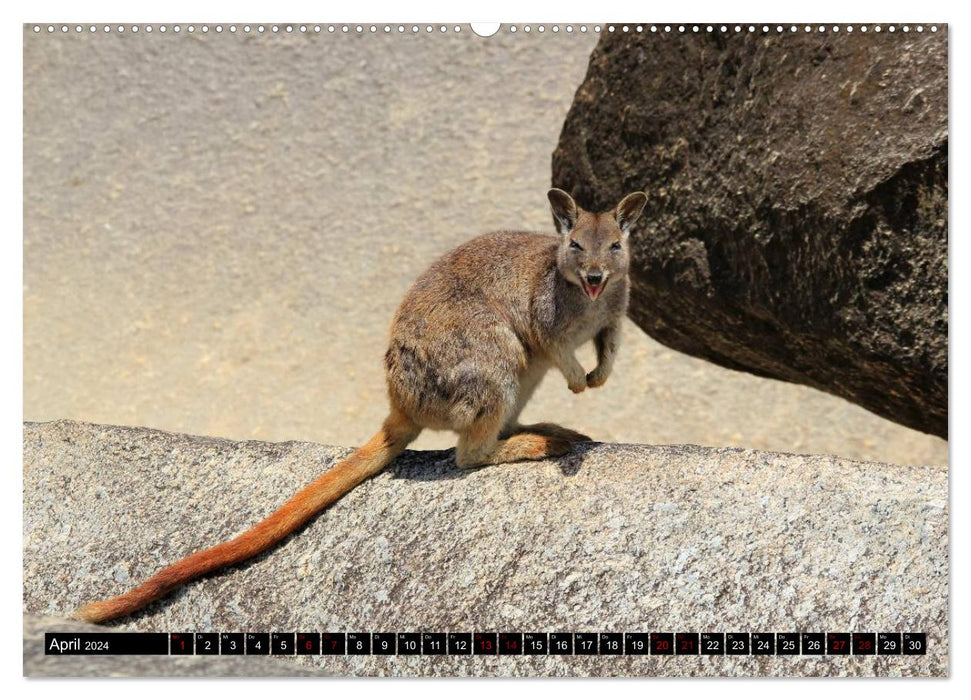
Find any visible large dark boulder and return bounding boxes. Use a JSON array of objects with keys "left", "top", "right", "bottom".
[{"left": 553, "top": 28, "right": 947, "bottom": 437}]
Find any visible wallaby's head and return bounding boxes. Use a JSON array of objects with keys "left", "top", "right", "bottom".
[{"left": 548, "top": 188, "right": 648, "bottom": 300}]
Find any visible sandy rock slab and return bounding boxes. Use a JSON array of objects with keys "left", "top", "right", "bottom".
[{"left": 24, "top": 420, "right": 947, "bottom": 677}]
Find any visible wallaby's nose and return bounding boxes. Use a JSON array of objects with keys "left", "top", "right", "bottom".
[{"left": 586, "top": 271, "right": 604, "bottom": 285}]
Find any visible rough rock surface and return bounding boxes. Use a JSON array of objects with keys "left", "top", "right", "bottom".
[
  {"left": 552, "top": 29, "right": 948, "bottom": 438},
  {"left": 24, "top": 420, "right": 947, "bottom": 677}
]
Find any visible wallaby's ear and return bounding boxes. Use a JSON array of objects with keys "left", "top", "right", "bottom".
[
  {"left": 548, "top": 188, "right": 579, "bottom": 234},
  {"left": 615, "top": 191, "right": 648, "bottom": 234}
]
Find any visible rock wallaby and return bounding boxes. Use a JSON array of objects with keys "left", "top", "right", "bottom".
[{"left": 75, "top": 188, "right": 648, "bottom": 623}]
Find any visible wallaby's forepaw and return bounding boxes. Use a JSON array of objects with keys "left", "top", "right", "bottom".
[
  {"left": 568, "top": 378, "right": 587, "bottom": 394},
  {"left": 586, "top": 368, "right": 609, "bottom": 388}
]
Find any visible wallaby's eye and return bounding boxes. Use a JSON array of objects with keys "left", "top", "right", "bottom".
[
  {"left": 569, "top": 240, "right": 583, "bottom": 251},
  {"left": 610, "top": 241, "right": 623, "bottom": 251}
]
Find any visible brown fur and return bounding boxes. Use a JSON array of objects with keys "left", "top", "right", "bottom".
[{"left": 74, "top": 189, "right": 647, "bottom": 623}]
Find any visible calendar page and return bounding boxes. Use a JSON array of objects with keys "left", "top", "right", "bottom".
[{"left": 22, "top": 18, "right": 948, "bottom": 678}]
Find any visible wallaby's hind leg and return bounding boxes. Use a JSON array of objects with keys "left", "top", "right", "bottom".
[
  {"left": 503, "top": 422, "right": 592, "bottom": 444},
  {"left": 456, "top": 412, "right": 574, "bottom": 469}
]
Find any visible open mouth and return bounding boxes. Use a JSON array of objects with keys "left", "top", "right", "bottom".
[{"left": 581, "top": 278, "right": 607, "bottom": 300}]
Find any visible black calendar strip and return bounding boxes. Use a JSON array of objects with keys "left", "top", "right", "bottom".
[{"left": 45, "top": 632, "right": 927, "bottom": 656}]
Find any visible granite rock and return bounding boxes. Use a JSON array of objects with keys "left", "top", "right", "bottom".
[{"left": 24, "top": 420, "right": 947, "bottom": 676}]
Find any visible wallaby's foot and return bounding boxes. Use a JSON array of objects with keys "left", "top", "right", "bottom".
[
  {"left": 491, "top": 432, "right": 574, "bottom": 463},
  {"left": 456, "top": 420, "right": 575, "bottom": 469},
  {"left": 507, "top": 422, "right": 592, "bottom": 444}
]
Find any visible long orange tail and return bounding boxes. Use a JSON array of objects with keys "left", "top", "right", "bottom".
[{"left": 74, "top": 410, "right": 421, "bottom": 623}]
